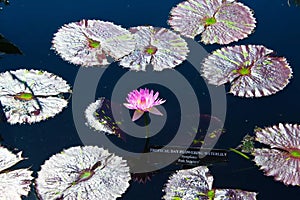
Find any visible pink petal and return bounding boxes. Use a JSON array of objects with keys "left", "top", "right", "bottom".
[
  {"left": 132, "top": 110, "right": 144, "bottom": 121},
  {"left": 153, "top": 91, "right": 159, "bottom": 100},
  {"left": 150, "top": 90, "right": 154, "bottom": 97},
  {"left": 148, "top": 107, "right": 163, "bottom": 116},
  {"left": 123, "top": 103, "right": 135, "bottom": 109}
]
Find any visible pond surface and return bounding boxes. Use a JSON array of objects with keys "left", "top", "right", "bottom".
[{"left": 1, "top": 0, "right": 300, "bottom": 199}]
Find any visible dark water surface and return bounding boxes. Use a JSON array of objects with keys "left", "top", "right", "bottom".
[{"left": 1, "top": 0, "right": 300, "bottom": 199}]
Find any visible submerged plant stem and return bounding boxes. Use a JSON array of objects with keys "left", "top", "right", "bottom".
[
  {"left": 143, "top": 114, "right": 150, "bottom": 153},
  {"left": 229, "top": 148, "right": 250, "bottom": 160},
  {"left": 144, "top": 114, "right": 149, "bottom": 138}
]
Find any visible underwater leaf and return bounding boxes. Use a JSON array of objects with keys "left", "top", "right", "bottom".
[
  {"left": 85, "top": 98, "right": 124, "bottom": 139},
  {"left": 253, "top": 123, "right": 300, "bottom": 186},
  {"left": 52, "top": 19, "right": 135, "bottom": 67},
  {"left": 0, "top": 34, "right": 22, "bottom": 55},
  {"left": 201, "top": 45, "right": 292, "bottom": 97},
  {"left": 35, "top": 146, "right": 131, "bottom": 200},
  {"left": 0, "top": 69, "right": 71, "bottom": 124},
  {"left": 119, "top": 26, "right": 189, "bottom": 71},
  {"left": 0, "top": 146, "right": 33, "bottom": 200},
  {"left": 163, "top": 166, "right": 257, "bottom": 199},
  {"left": 168, "top": 0, "right": 256, "bottom": 44},
  {"left": 184, "top": 114, "right": 225, "bottom": 148}
]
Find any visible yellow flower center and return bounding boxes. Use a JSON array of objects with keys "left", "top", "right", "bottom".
[{"left": 137, "top": 97, "right": 146, "bottom": 105}]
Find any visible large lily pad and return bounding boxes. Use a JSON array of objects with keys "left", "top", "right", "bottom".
[
  {"left": 168, "top": 0, "right": 256, "bottom": 44},
  {"left": 35, "top": 146, "right": 131, "bottom": 199},
  {"left": 253, "top": 123, "right": 300, "bottom": 186},
  {"left": 52, "top": 19, "right": 135, "bottom": 67},
  {"left": 0, "top": 69, "right": 71, "bottom": 124},
  {"left": 201, "top": 45, "right": 292, "bottom": 97},
  {"left": 119, "top": 26, "right": 189, "bottom": 71}
]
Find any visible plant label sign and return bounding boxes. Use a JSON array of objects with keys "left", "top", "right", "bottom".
[{"left": 148, "top": 146, "right": 228, "bottom": 166}]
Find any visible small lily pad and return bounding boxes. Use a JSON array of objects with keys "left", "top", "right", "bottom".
[
  {"left": 163, "top": 166, "right": 257, "bottom": 199},
  {"left": 85, "top": 98, "right": 125, "bottom": 140}
]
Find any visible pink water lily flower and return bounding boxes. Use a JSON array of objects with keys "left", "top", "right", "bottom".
[{"left": 124, "top": 88, "right": 166, "bottom": 121}]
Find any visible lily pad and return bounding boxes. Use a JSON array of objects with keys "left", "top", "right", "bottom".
[
  {"left": 52, "top": 19, "right": 135, "bottom": 67},
  {"left": 35, "top": 146, "right": 131, "bottom": 200},
  {"left": 201, "top": 45, "right": 292, "bottom": 97},
  {"left": 119, "top": 26, "right": 189, "bottom": 71},
  {"left": 85, "top": 98, "right": 124, "bottom": 139},
  {"left": 168, "top": 0, "right": 256, "bottom": 44},
  {"left": 0, "top": 69, "right": 71, "bottom": 124},
  {"left": 253, "top": 123, "right": 300, "bottom": 186},
  {"left": 0, "top": 146, "right": 33, "bottom": 200},
  {"left": 163, "top": 166, "right": 257, "bottom": 199}
]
